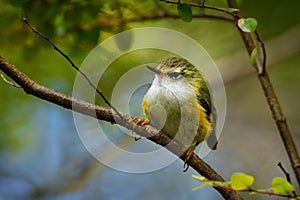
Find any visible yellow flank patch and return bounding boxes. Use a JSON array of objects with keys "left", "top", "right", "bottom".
[
  {"left": 197, "top": 103, "right": 210, "bottom": 135},
  {"left": 142, "top": 95, "right": 148, "bottom": 116}
]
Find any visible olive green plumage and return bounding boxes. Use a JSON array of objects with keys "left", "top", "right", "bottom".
[{"left": 143, "top": 57, "right": 217, "bottom": 149}]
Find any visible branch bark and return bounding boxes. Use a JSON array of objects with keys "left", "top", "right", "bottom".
[
  {"left": 226, "top": 0, "right": 300, "bottom": 186},
  {"left": 0, "top": 55, "right": 243, "bottom": 200}
]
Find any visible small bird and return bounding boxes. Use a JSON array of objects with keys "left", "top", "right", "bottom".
[{"left": 136, "top": 57, "right": 217, "bottom": 170}]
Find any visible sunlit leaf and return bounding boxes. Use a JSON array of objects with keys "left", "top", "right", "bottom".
[
  {"left": 272, "top": 177, "right": 294, "bottom": 195},
  {"left": 177, "top": 3, "right": 193, "bottom": 22},
  {"left": 250, "top": 47, "right": 257, "bottom": 65},
  {"left": 192, "top": 175, "right": 206, "bottom": 182},
  {"left": 230, "top": 173, "right": 254, "bottom": 190},
  {"left": 238, "top": 18, "right": 258, "bottom": 32}
]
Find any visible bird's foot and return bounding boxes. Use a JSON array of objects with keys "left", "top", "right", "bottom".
[
  {"left": 132, "top": 118, "right": 150, "bottom": 141},
  {"left": 133, "top": 117, "right": 150, "bottom": 126},
  {"left": 183, "top": 145, "right": 196, "bottom": 172}
]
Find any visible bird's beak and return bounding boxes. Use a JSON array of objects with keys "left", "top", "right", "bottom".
[{"left": 146, "top": 65, "right": 163, "bottom": 77}]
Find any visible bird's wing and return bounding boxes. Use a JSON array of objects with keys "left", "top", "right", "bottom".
[{"left": 197, "top": 82, "right": 218, "bottom": 150}]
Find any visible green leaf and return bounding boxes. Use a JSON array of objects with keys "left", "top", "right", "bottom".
[
  {"left": 250, "top": 47, "right": 257, "bottom": 65},
  {"left": 177, "top": 3, "right": 193, "bottom": 23},
  {"left": 272, "top": 177, "right": 294, "bottom": 195},
  {"left": 230, "top": 173, "right": 254, "bottom": 190},
  {"left": 238, "top": 18, "right": 258, "bottom": 32},
  {"left": 192, "top": 175, "right": 230, "bottom": 190},
  {"left": 192, "top": 175, "right": 206, "bottom": 182},
  {"left": 192, "top": 182, "right": 211, "bottom": 191}
]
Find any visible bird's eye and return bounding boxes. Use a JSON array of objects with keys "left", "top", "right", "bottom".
[{"left": 167, "top": 72, "right": 182, "bottom": 79}]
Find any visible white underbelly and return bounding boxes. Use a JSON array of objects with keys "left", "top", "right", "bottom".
[{"left": 145, "top": 81, "right": 200, "bottom": 146}]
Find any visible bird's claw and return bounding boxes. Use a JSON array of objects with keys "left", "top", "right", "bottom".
[
  {"left": 132, "top": 118, "right": 150, "bottom": 142},
  {"left": 183, "top": 145, "right": 196, "bottom": 172},
  {"left": 134, "top": 136, "right": 142, "bottom": 141},
  {"left": 133, "top": 117, "right": 150, "bottom": 126}
]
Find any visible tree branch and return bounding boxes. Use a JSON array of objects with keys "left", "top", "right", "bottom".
[
  {"left": 22, "top": 18, "right": 123, "bottom": 118},
  {"left": 159, "top": 0, "right": 239, "bottom": 18},
  {"left": 96, "top": 12, "right": 234, "bottom": 30},
  {"left": 129, "top": 12, "right": 234, "bottom": 23},
  {"left": 0, "top": 55, "right": 243, "bottom": 200},
  {"left": 226, "top": 0, "right": 300, "bottom": 186}
]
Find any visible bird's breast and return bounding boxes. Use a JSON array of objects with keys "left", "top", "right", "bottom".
[{"left": 144, "top": 78, "right": 200, "bottom": 145}]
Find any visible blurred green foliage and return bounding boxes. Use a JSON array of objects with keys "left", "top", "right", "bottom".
[
  {"left": 177, "top": 3, "right": 193, "bottom": 22},
  {"left": 0, "top": 2, "right": 300, "bottom": 199},
  {"left": 0, "top": 0, "right": 162, "bottom": 52}
]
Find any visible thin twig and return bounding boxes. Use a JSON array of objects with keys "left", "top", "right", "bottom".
[
  {"left": 238, "top": 187, "right": 297, "bottom": 199},
  {"left": 0, "top": 74, "right": 21, "bottom": 88},
  {"left": 230, "top": 186, "right": 298, "bottom": 199},
  {"left": 159, "top": 0, "right": 239, "bottom": 18},
  {"left": 22, "top": 18, "right": 123, "bottom": 119},
  {"left": 131, "top": 12, "right": 234, "bottom": 23},
  {"left": 255, "top": 31, "right": 267, "bottom": 74},
  {"left": 278, "top": 162, "right": 292, "bottom": 183},
  {"left": 278, "top": 162, "right": 297, "bottom": 197},
  {"left": 98, "top": 12, "right": 234, "bottom": 29}
]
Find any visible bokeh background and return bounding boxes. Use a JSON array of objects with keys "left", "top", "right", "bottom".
[{"left": 0, "top": 0, "right": 300, "bottom": 199}]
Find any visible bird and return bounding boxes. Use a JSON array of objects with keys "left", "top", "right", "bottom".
[{"left": 135, "top": 56, "right": 217, "bottom": 171}]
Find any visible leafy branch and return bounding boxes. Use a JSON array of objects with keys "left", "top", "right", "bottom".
[{"left": 193, "top": 173, "right": 299, "bottom": 199}]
